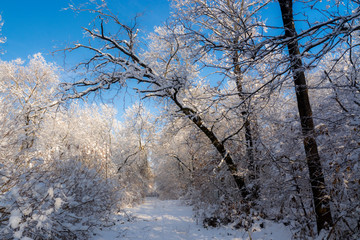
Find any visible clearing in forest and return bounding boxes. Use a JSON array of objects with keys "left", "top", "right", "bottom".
[{"left": 92, "top": 198, "right": 292, "bottom": 240}]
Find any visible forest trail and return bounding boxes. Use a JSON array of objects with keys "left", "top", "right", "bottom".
[{"left": 92, "top": 198, "right": 292, "bottom": 240}]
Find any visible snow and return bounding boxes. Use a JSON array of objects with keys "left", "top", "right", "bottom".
[
  {"left": 92, "top": 198, "right": 293, "bottom": 240},
  {"left": 54, "top": 197, "right": 63, "bottom": 210},
  {"left": 21, "top": 237, "right": 33, "bottom": 240},
  {"left": 9, "top": 209, "right": 22, "bottom": 229},
  {"left": 47, "top": 187, "right": 54, "bottom": 198}
]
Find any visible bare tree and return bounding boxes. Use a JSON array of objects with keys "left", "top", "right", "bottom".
[{"left": 62, "top": 3, "right": 249, "bottom": 198}]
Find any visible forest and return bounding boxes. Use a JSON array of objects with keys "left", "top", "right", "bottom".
[{"left": 0, "top": 0, "right": 359, "bottom": 239}]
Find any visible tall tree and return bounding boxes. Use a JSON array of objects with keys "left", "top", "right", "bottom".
[
  {"left": 63, "top": 4, "right": 249, "bottom": 198},
  {"left": 277, "top": 0, "right": 333, "bottom": 232},
  {"left": 172, "top": 0, "right": 268, "bottom": 182},
  {"left": 0, "top": 54, "right": 59, "bottom": 155}
]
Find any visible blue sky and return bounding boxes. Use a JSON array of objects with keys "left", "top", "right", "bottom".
[
  {"left": 0, "top": 0, "right": 347, "bottom": 118},
  {"left": 0, "top": 0, "right": 348, "bottom": 72},
  {"left": 0, "top": 0, "right": 170, "bottom": 117},
  {"left": 0, "top": 0, "right": 170, "bottom": 64}
]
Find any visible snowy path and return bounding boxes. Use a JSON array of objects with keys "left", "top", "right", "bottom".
[{"left": 92, "top": 198, "right": 292, "bottom": 240}]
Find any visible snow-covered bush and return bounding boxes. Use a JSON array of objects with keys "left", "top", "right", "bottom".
[
  {"left": 0, "top": 158, "right": 120, "bottom": 240},
  {"left": 0, "top": 55, "right": 123, "bottom": 239}
]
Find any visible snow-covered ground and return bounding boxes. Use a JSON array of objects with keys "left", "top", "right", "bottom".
[{"left": 92, "top": 198, "right": 293, "bottom": 240}]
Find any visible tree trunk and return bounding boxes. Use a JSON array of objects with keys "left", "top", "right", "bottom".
[
  {"left": 233, "top": 51, "right": 256, "bottom": 181},
  {"left": 171, "top": 93, "right": 249, "bottom": 199},
  {"left": 278, "top": 0, "right": 333, "bottom": 233},
  {"left": 227, "top": 0, "right": 256, "bottom": 182}
]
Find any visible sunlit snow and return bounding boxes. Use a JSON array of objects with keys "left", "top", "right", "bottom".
[{"left": 92, "top": 198, "right": 293, "bottom": 240}]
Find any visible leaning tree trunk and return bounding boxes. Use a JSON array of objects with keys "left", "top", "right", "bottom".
[
  {"left": 170, "top": 92, "right": 249, "bottom": 199},
  {"left": 278, "top": 0, "right": 333, "bottom": 233}
]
